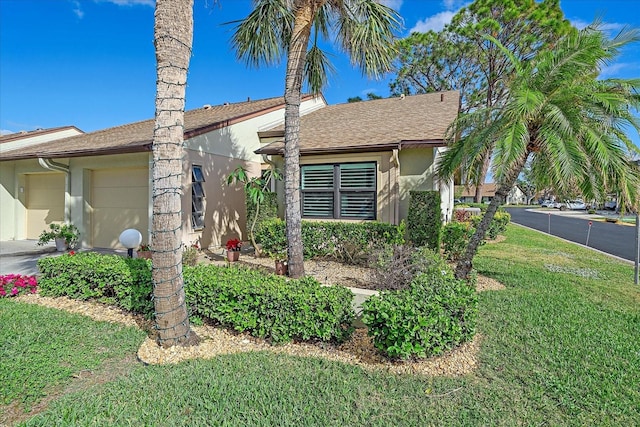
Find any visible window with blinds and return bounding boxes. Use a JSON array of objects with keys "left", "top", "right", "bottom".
[
  {"left": 301, "top": 162, "right": 376, "bottom": 219},
  {"left": 191, "top": 165, "right": 205, "bottom": 229}
]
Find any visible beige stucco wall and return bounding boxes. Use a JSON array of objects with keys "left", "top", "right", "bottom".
[
  {"left": 0, "top": 162, "right": 16, "bottom": 240},
  {"left": 183, "top": 149, "right": 261, "bottom": 250},
  {"left": 185, "top": 96, "right": 325, "bottom": 164}
]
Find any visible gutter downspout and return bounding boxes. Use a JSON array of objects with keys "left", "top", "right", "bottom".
[
  {"left": 39, "top": 158, "right": 70, "bottom": 223},
  {"left": 392, "top": 147, "right": 401, "bottom": 225}
]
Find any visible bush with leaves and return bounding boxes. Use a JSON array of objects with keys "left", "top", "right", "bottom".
[
  {"left": 37, "top": 252, "right": 153, "bottom": 316},
  {"left": 256, "top": 218, "right": 405, "bottom": 264},
  {"left": 442, "top": 221, "right": 476, "bottom": 261},
  {"left": 36, "top": 252, "right": 354, "bottom": 344},
  {"left": 368, "top": 245, "right": 452, "bottom": 291},
  {"left": 362, "top": 268, "right": 477, "bottom": 359},
  {"left": 407, "top": 190, "right": 442, "bottom": 250},
  {"left": 471, "top": 210, "right": 511, "bottom": 240},
  {"left": 184, "top": 264, "right": 354, "bottom": 343}
]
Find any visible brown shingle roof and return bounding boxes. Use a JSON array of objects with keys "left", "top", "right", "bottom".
[
  {"left": 256, "top": 91, "right": 459, "bottom": 155},
  {"left": 0, "top": 126, "right": 83, "bottom": 144},
  {"left": 457, "top": 183, "right": 498, "bottom": 198},
  {"left": 0, "top": 96, "right": 305, "bottom": 161}
]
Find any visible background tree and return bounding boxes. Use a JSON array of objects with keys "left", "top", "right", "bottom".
[
  {"left": 231, "top": 0, "right": 401, "bottom": 278},
  {"left": 347, "top": 92, "right": 383, "bottom": 102},
  {"left": 438, "top": 23, "right": 640, "bottom": 280},
  {"left": 391, "top": 0, "right": 571, "bottom": 202},
  {"left": 151, "top": 0, "right": 198, "bottom": 347}
]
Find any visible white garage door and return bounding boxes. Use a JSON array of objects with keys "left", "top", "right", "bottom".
[
  {"left": 26, "top": 173, "right": 65, "bottom": 239},
  {"left": 91, "top": 168, "right": 149, "bottom": 248}
]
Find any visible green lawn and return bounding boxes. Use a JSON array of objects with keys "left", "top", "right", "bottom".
[{"left": 4, "top": 224, "right": 640, "bottom": 426}]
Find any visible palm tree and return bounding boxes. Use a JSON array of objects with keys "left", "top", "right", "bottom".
[
  {"left": 151, "top": 0, "right": 199, "bottom": 347},
  {"left": 231, "top": 0, "right": 401, "bottom": 278},
  {"left": 438, "top": 22, "right": 640, "bottom": 280}
]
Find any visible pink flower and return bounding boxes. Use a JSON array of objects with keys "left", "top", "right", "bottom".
[{"left": 11, "top": 287, "right": 18, "bottom": 295}]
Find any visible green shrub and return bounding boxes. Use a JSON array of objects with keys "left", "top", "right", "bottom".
[
  {"left": 37, "top": 252, "right": 153, "bottom": 316},
  {"left": 470, "top": 210, "right": 511, "bottom": 240},
  {"left": 256, "top": 219, "right": 405, "bottom": 264},
  {"left": 184, "top": 264, "right": 355, "bottom": 343},
  {"left": 369, "top": 245, "right": 452, "bottom": 291},
  {"left": 407, "top": 191, "right": 442, "bottom": 250},
  {"left": 362, "top": 272, "right": 478, "bottom": 359},
  {"left": 442, "top": 221, "right": 475, "bottom": 261},
  {"left": 36, "top": 252, "right": 355, "bottom": 345}
]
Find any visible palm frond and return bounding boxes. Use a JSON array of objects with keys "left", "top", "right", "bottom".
[{"left": 230, "top": 0, "right": 293, "bottom": 67}]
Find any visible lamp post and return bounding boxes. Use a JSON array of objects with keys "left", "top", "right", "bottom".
[{"left": 119, "top": 229, "right": 142, "bottom": 258}]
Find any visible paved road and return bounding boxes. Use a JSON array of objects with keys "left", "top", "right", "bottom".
[{"left": 505, "top": 208, "right": 638, "bottom": 262}]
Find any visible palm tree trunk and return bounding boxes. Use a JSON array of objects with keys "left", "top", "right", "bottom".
[
  {"left": 456, "top": 150, "right": 530, "bottom": 280},
  {"left": 283, "top": 1, "right": 324, "bottom": 278},
  {"left": 152, "top": 0, "right": 198, "bottom": 347}
]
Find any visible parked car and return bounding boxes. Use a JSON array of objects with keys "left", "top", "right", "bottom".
[
  {"left": 541, "top": 199, "right": 559, "bottom": 208},
  {"left": 559, "top": 200, "right": 587, "bottom": 210},
  {"left": 604, "top": 200, "right": 617, "bottom": 210}
]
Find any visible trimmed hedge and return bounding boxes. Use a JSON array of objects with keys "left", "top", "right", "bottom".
[
  {"left": 442, "top": 221, "right": 475, "bottom": 261},
  {"left": 246, "top": 191, "right": 278, "bottom": 233},
  {"left": 362, "top": 269, "right": 478, "bottom": 359},
  {"left": 37, "top": 252, "right": 153, "bottom": 316},
  {"left": 36, "top": 252, "right": 355, "bottom": 344},
  {"left": 256, "top": 219, "right": 405, "bottom": 264},
  {"left": 184, "top": 265, "right": 354, "bottom": 343},
  {"left": 407, "top": 190, "right": 442, "bottom": 250}
]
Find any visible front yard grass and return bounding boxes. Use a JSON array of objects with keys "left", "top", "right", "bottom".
[{"left": 4, "top": 224, "right": 640, "bottom": 426}]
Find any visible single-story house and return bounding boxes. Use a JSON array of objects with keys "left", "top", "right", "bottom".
[
  {"left": 256, "top": 91, "right": 459, "bottom": 224},
  {"left": 456, "top": 183, "right": 526, "bottom": 205},
  {"left": 0, "top": 95, "right": 325, "bottom": 249},
  {"left": 0, "top": 91, "right": 459, "bottom": 250}
]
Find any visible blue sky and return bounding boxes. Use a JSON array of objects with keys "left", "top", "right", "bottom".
[{"left": 1, "top": 0, "right": 639, "bottom": 148}]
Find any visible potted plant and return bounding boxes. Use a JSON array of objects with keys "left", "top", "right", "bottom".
[
  {"left": 137, "top": 243, "right": 152, "bottom": 259},
  {"left": 37, "top": 223, "right": 79, "bottom": 251},
  {"left": 264, "top": 246, "right": 288, "bottom": 275},
  {"left": 225, "top": 238, "right": 242, "bottom": 262}
]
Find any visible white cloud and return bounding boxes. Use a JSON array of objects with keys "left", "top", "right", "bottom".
[
  {"left": 1, "top": 129, "right": 15, "bottom": 136},
  {"left": 380, "top": 0, "right": 403, "bottom": 11},
  {"left": 410, "top": 10, "right": 455, "bottom": 33},
  {"left": 599, "top": 62, "right": 638, "bottom": 78},
  {"left": 570, "top": 17, "right": 626, "bottom": 33},
  {"left": 71, "top": 0, "right": 84, "bottom": 18}
]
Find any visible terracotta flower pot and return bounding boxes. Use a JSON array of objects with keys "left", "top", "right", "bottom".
[
  {"left": 274, "top": 260, "right": 288, "bottom": 276},
  {"left": 227, "top": 250, "right": 240, "bottom": 262}
]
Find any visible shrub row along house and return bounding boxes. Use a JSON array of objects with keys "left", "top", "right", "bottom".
[{"left": 0, "top": 91, "right": 459, "bottom": 249}]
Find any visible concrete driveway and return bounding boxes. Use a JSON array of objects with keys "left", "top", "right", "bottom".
[{"left": 0, "top": 240, "right": 125, "bottom": 276}]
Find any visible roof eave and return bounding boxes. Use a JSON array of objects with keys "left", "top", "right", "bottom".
[
  {"left": 255, "top": 139, "right": 447, "bottom": 156},
  {"left": 0, "top": 143, "right": 151, "bottom": 161}
]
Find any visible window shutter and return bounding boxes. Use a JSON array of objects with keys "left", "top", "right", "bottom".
[
  {"left": 340, "top": 193, "right": 375, "bottom": 219},
  {"left": 302, "top": 164, "right": 334, "bottom": 189},
  {"left": 340, "top": 162, "right": 375, "bottom": 189},
  {"left": 303, "top": 193, "right": 334, "bottom": 217}
]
